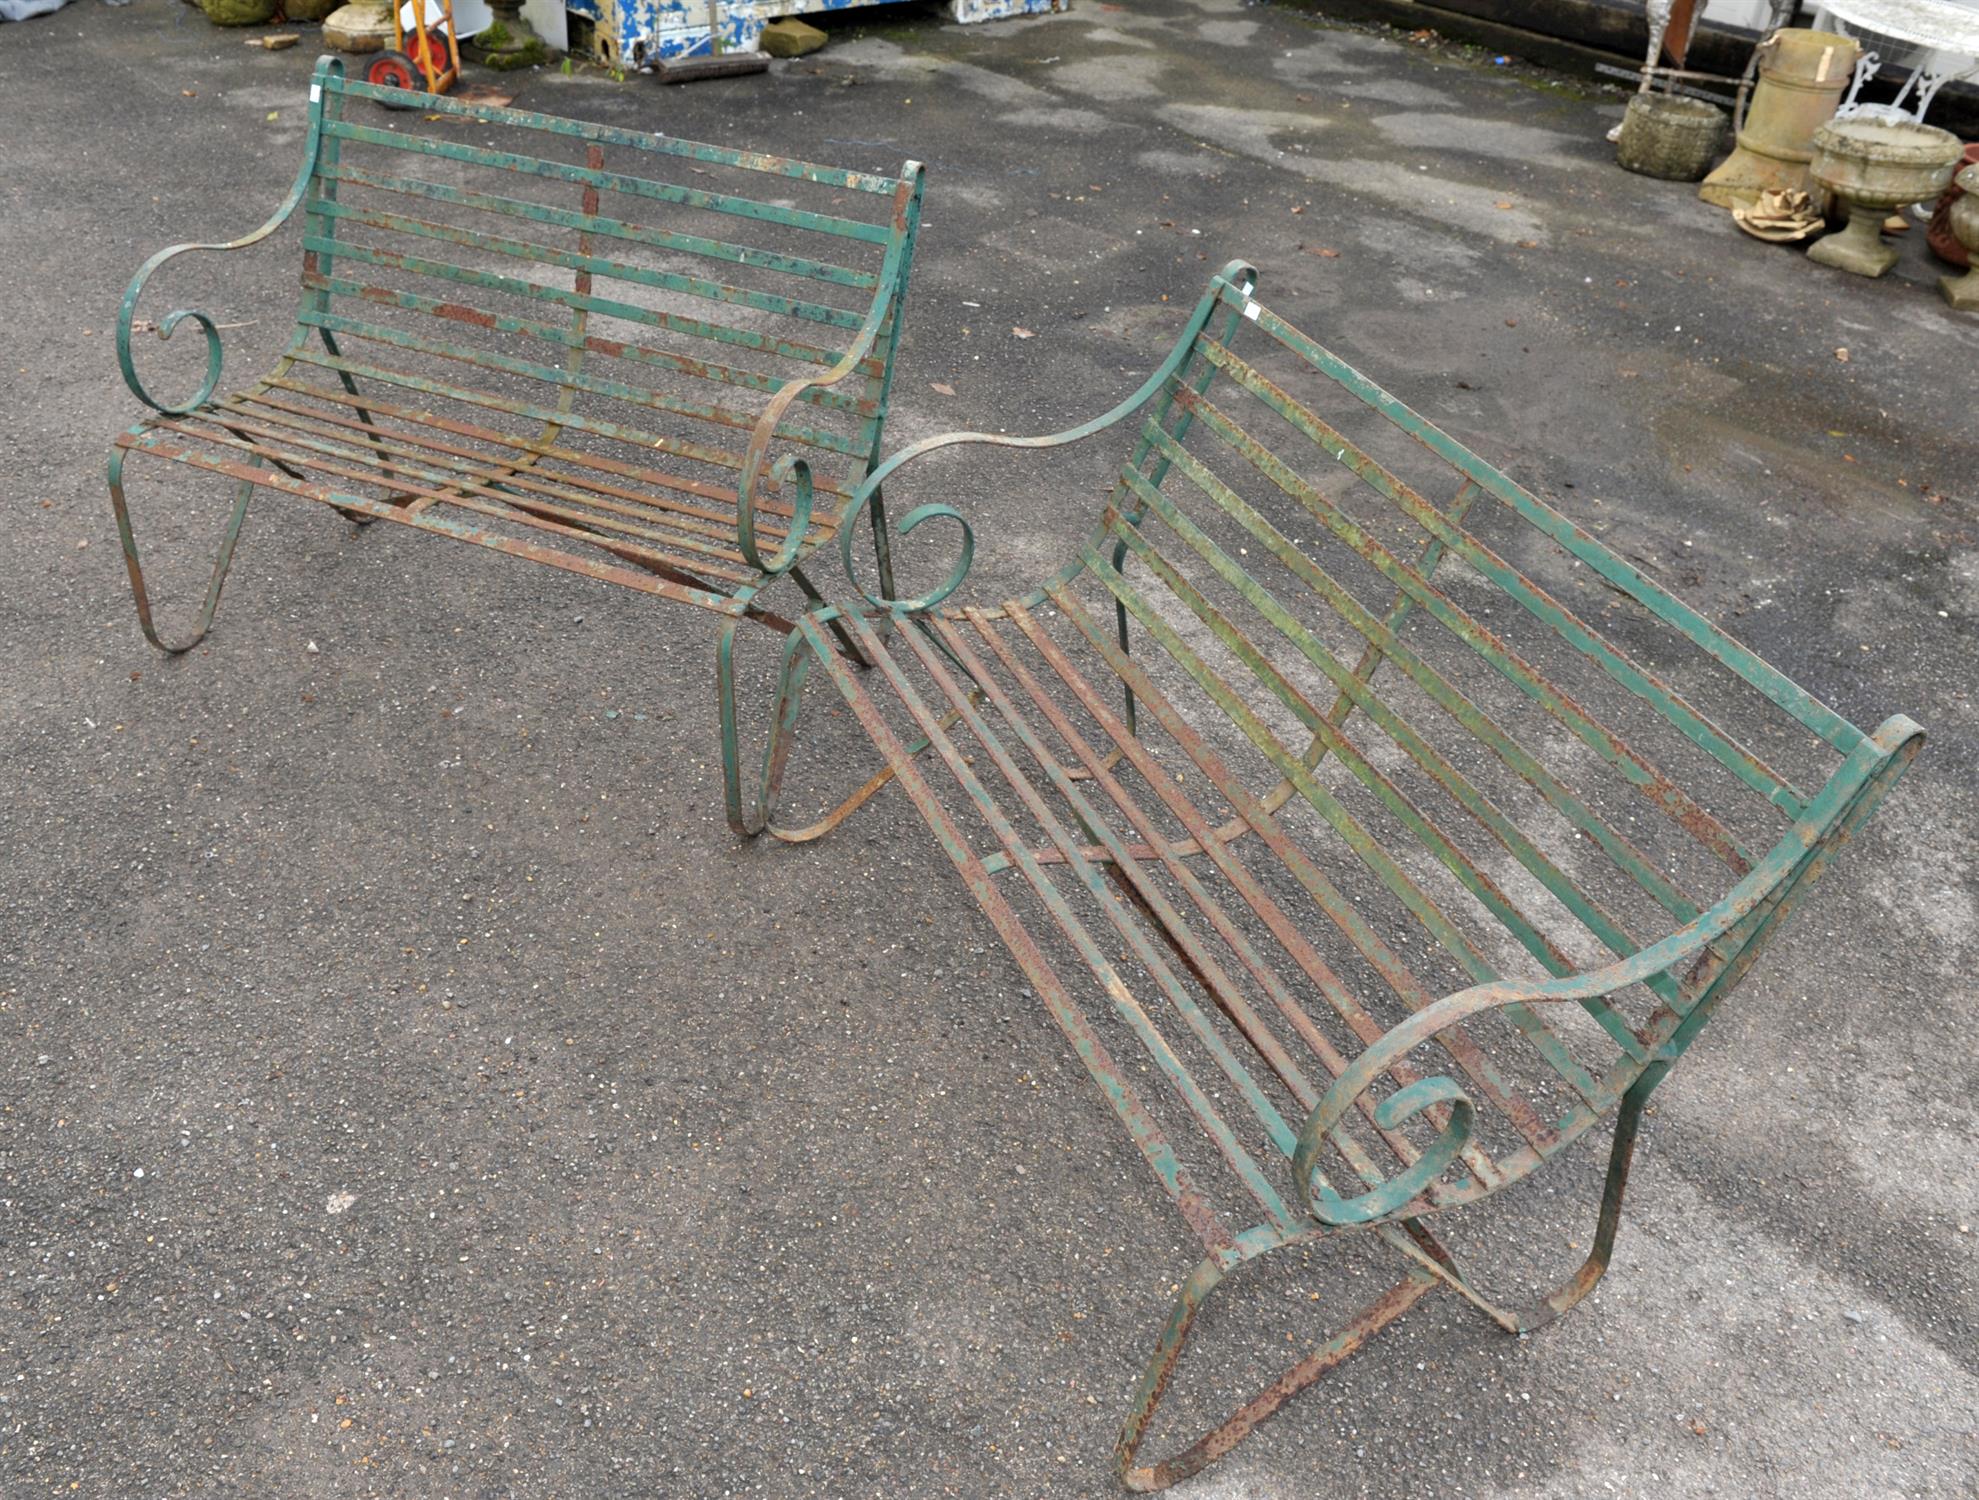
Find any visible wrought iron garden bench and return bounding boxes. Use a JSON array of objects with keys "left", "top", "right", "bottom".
[
  {"left": 726, "top": 261, "right": 1923, "bottom": 1489},
  {"left": 110, "top": 56, "right": 923, "bottom": 651}
]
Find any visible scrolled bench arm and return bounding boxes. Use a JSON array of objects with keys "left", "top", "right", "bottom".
[
  {"left": 1289, "top": 736, "right": 1906, "bottom": 1228},
  {"left": 834, "top": 258, "right": 1263, "bottom": 614},
  {"left": 734, "top": 328, "right": 866, "bottom": 577},
  {"left": 735, "top": 163, "right": 925, "bottom": 579},
  {"left": 116, "top": 57, "right": 338, "bottom": 414}
]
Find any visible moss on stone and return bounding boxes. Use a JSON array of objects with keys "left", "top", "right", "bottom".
[
  {"left": 199, "top": 0, "right": 278, "bottom": 24},
  {"left": 471, "top": 21, "right": 550, "bottom": 70}
]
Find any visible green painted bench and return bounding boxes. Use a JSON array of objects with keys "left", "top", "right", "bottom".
[
  {"left": 110, "top": 56, "right": 923, "bottom": 652},
  {"left": 730, "top": 262, "right": 1923, "bottom": 1488}
]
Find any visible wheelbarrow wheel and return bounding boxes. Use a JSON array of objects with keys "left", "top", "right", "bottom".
[{"left": 366, "top": 50, "right": 425, "bottom": 106}]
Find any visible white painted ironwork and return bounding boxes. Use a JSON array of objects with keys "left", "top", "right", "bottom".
[{"left": 1814, "top": 0, "right": 1979, "bottom": 121}]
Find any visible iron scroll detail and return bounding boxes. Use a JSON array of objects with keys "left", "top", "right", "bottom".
[
  {"left": 836, "top": 475, "right": 977, "bottom": 615},
  {"left": 115, "top": 57, "right": 339, "bottom": 414},
  {"left": 826, "top": 259, "right": 1263, "bottom": 615},
  {"left": 1293, "top": 1075, "right": 1477, "bottom": 1226}
]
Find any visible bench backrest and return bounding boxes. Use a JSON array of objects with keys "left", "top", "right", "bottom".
[
  {"left": 285, "top": 60, "right": 921, "bottom": 523},
  {"left": 1037, "top": 264, "right": 1874, "bottom": 1187}
]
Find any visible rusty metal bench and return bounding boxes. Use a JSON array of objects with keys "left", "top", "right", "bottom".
[
  {"left": 730, "top": 261, "right": 1923, "bottom": 1489},
  {"left": 110, "top": 56, "right": 922, "bottom": 651}
]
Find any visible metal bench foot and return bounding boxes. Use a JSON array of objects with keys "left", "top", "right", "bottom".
[
  {"left": 720, "top": 608, "right": 978, "bottom": 843},
  {"left": 1384, "top": 1065, "right": 1663, "bottom": 1337},
  {"left": 720, "top": 612, "right": 832, "bottom": 840},
  {"left": 108, "top": 447, "right": 253, "bottom": 655},
  {"left": 1114, "top": 1244, "right": 1438, "bottom": 1492}
]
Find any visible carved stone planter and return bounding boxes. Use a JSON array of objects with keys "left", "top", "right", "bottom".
[
  {"left": 1616, "top": 94, "right": 1727, "bottom": 182},
  {"left": 1806, "top": 116, "right": 1962, "bottom": 277}
]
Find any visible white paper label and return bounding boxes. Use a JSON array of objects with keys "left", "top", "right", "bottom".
[
  {"left": 310, "top": 83, "right": 321, "bottom": 102},
  {"left": 1242, "top": 301, "right": 1260, "bottom": 321}
]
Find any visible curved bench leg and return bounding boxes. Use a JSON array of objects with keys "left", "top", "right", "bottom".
[
  {"left": 720, "top": 613, "right": 821, "bottom": 839},
  {"left": 719, "top": 610, "right": 978, "bottom": 844},
  {"left": 108, "top": 446, "right": 254, "bottom": 655},
  {"left": 1114, "top": 1246, "right": 1439, "bottom": 1492},
  {"left": 1386, "top": 1064, "right": 1665, "bottom": 1336}
]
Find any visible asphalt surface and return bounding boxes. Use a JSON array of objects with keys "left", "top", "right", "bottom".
[{"left": 1, "top": 2, "right": 1975, "bottom": 1497}]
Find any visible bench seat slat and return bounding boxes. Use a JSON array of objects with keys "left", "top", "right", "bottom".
[
  {"left": 255, "top": 379, "right": 815, "bottom": 519},
  {"left": 808, "top": 595, "right": 1521, "bottom": 1202},
  {"left": 891, "top": 617, "right": 1318, "bottom": 1224},
  {"left": 184, "top": 404, "right": 768, "bottom": 577},
  {"left": 229, "top": 391, "right": 808, "bottom": 544},
  {"left": 961, "top": 608, "right": 1432, "bottom": 1189},
  {"left": 120, "top": 427, "right": 756, "bottom": 610},
  {"left": 1006, "top": 602, "right": 1461, "bottom": 1077},
  {"left": 923, "top": 612, "right": 1333, "bottom": 1138},
  {"left": 797, "top": 612, "right": 1241, "bottom": 1256},
  {"left": 138, "top": 414, "right": 764, "bottom": 585},
  {"left": 284, "top": 345, "right": 855, "bottom": 497},
  {"left": 323, "top": 119, "right": 897, "bottom": 246},
  {"left": 845, "top": 613, "right": 1306, "bottom": 1232}
]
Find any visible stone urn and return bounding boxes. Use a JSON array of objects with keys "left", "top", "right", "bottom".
[
  {"left": 1941, "top": 164, "right": 1979, "bottom": 310},
  {"left": 1807, "top": 117, "right": 1963, "bottom": 277}
]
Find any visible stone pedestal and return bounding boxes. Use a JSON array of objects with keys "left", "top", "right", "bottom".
[
  {"left": 468, "top": 0, "right": 549, "bottom": 70},
  {"left": 1809, "top": 199, "right": 1905, "bottom": 276},
  {"left": 323, "top": 0, "right": 394, "bottom": 52}
]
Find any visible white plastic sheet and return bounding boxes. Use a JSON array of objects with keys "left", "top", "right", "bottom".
[{"left": 0, "top": 0, "right": 72, "bottom": 21}]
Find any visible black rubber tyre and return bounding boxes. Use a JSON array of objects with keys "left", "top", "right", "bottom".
[{"left": 365, "top": 50, "right": 424, "bottom": 107}]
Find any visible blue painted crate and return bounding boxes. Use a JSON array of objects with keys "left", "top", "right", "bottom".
[{"left": 570, "top": 0, "right": 1066, "bottom": 69}]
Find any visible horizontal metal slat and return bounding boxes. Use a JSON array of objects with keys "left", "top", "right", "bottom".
[
  {"left": 307, "top": 197, "right": 871, "bottom": 332},
  {"left": 323, "top": 120, "right": 896, "bottom": 244},
  {"left": 331, "top": 74, "right": 906, "bottom": 196},
  {"left": 322, "top": 162, "right": 883, "bottom": 292}
]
